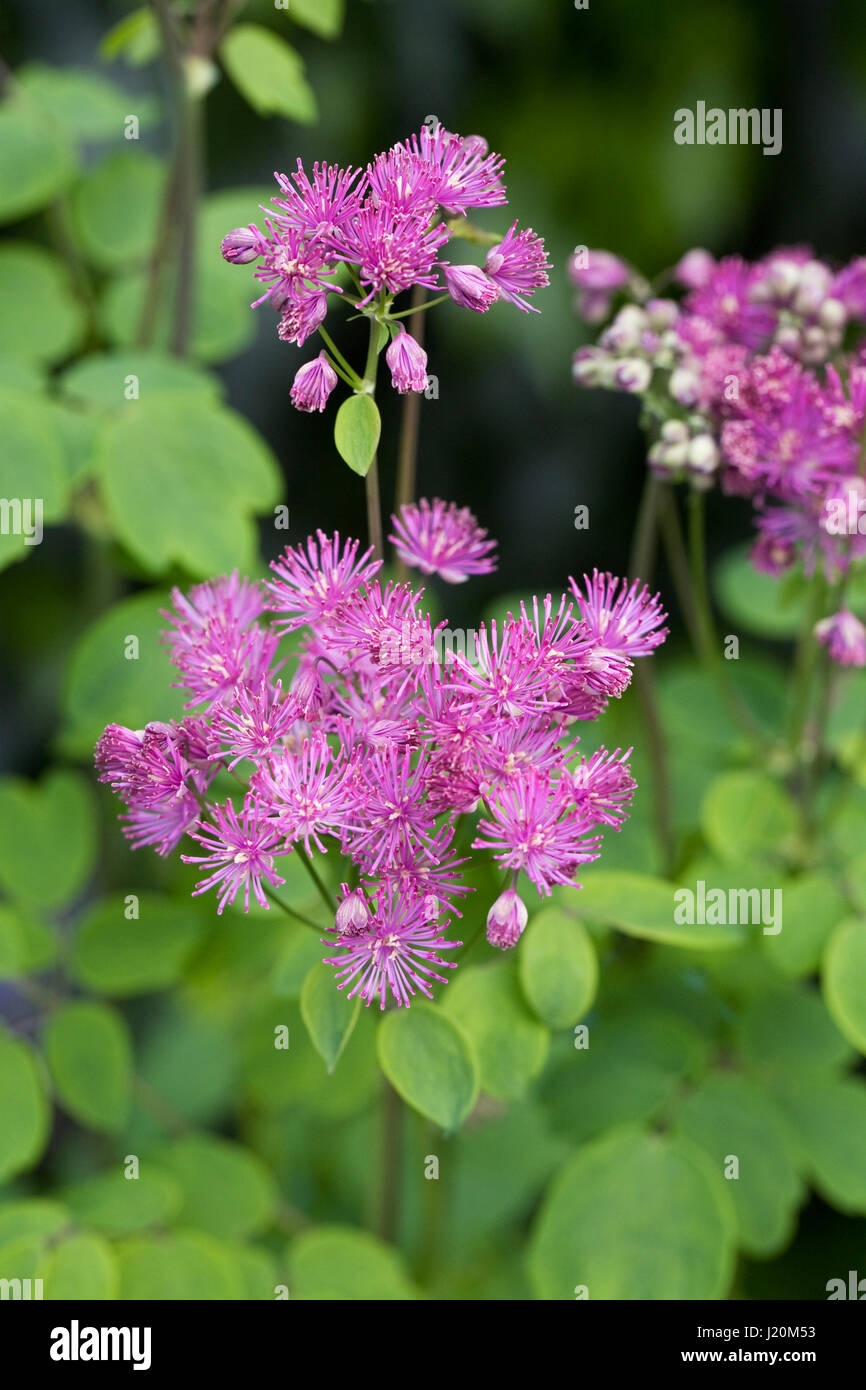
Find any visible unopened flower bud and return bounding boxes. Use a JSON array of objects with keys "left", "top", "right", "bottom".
[
  {"left": 290, "top": 352, "right": 338, "bottom": 414},
  {"left": 687, "top": 434, "right": 720, "bottom": 475},
  {"left": 220, "top": 227, "right": 260, "bottom": 265},
  {"left": 615, "top": 358, "right": 652, "bottom": 393},
  {"left": 669, "top": 366, "right": 700, "bottom": 405},
  {"left": 674, "top": 248, "right": 715, "bottom": 290},
  {"left": 443, "top": 262, "right": 499, "bottom": 312},
  {"left": 486, "top": 887, "right": 528, "bottom": 950},
  {"left": 386, "top": 328, "right": 428, "bottom": 394},
  {"left": 335, "top": 886, "right": 371, "bottom": 937}
]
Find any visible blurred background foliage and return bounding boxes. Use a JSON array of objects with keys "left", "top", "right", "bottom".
[{"left": 1, "top": 0, "right": 866, "bottom": 1300}]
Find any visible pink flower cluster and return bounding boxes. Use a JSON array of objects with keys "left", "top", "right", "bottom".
[
  {"left": 571, "top": 245, "right": 866, "bottom": 666},
  {"left": 221, "top": 123, "right": 550, "bottom": 411},
  {"left": 95, "top": 511, "right": 666, "bottom": 1009}
]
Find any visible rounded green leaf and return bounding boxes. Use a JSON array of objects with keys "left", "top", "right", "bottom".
[
  {"left": 70, "top": 893, "right": 206, "bottom": 996},
  {"left": 100, "top": 263, "right": 256, "bottom": 363},
  {"left": 117, "top": 1230, "right": 243, "bottom": 1299},
  {"left": 0, "top": 243, "right": 84, "bottom": 363},
  {"left": 0, "top": 1032, "right": 50, "bottom": 1183},
  {"left": 39, "top": 1232, "right": 119, "bottom": 1300},
  {"left": 774, "top": 1078, "right": 866, "bottom": 1213},
  {"left": 575, "top": 870, "right": 744, "bottom": 949},
  {"left": 442, "top": 961, "right": 549, "bottom": 1101},
  {"left": 735, "top": 986, "right": 853, "bottom": 1078},
  {"left": 0, "top": 104, "right": 76, "bottom": 224},
  {"left": 0, "top": 904, "right": 57, "bottom": 977},
  {"left": 94, "top": 397, "right": 280, "bottom": 575},
  {"left": 377, "top": 1003, "right": 479, "bottom": 1131},
  {"left": 220, "top": 24, "right": 317, "bottom": 123},
  {"left": 0, "top": 769, "right": 96, "bottom": 909},
  {"left": 762, "top": 873, "right": 848, "bottom": 978},
  {"left": 60, "top": 588, "right": 182, "bottom": 757},
  {"left": 71, "top": 151, "right": 166, "bottom": 269},
  {"left": 334, "top": 392, "right": 381, "bottom": 477},
  {"left": 61, "top": 1167, "right": 183, "bottom": 1236},
  {"left": 44, "top": 1001, "right": 133, "bottom": 1133},
  {"left": 156, "top": 1136, "right": 277, "bottom": 1240},
  {"left": 16, "top": 64, "right": 159, "bottom": 141},
  {"left": 823, "top": 917, "right": 866, "bottom": 1054},
  {"left": 60, "top": 350, "right": 221, "bottom": 411},
  {"left": 701, "top": 770, "right": 798, "bottom": 866},
  {"left": 0, "top": 385, "right": 69, "bottom": 571},
  {"left": 287, "top": 1225, "right": 419, "bottom": 1300},
  {"left": 0, "top": 1200, "right": 70, "bottom": 1246},
  {"left": 529, "top": 1127, "right": 735, "bottom": 1299},
  {"left": 519, "top": 907, "right": 598, "bottom": 1028},
  {"left": 300, "top": 963, "right": 361, "bottom": 1072},
  {"left": 675, "top": 1073, "right": 804, "bottom": 1256},
  {"left": 713, "top": 544, "right": 810, "bottom": 638},
  {"left": 271, "top": 925, "right": 328, "bottom": 998}
]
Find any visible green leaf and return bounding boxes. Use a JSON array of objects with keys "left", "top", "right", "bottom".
[
  {"left": 61, "top": 1167, "right": 182, "bottom": 1236},
  {"left": 529, "top": 1127, "right": 735, "bottom": 1299},
  {"left": 0, "top": 904, "right": 57, "bottom": 977},
  {"left": 233, "top": 1243, "right": 278, "bottom": 1300},
  {"left": 774, "top": 1078, "right": 866, "bottom": 1213},
  {"left": 540, "top": 1007, "right": 708, "bottom": 1144},
  {"left": 0, "top": 769, "right": 96, "bottom": 909},
  {"left": 0, "top": 1031, "right": 50, "bottom": 1182},
  {"left": 16, "top": 64, "right": 159, "bottom": 141},
  {"left": 300, "top": 963, "right": 361, "bottom": 1072},
  {"left": 0, "top": 1200, "right": 69, "bottom": 1245},
  {"left": 44, "top": 1001, "right": 133, "bottom": 1133},
  {"left": 377, "top": 1003, "right": 479, "bottom": 1131},
  {"left": 60, "top": 350, "right": 221, "bottom": 411},
  {"left": 518, "top": 907, "right": 598, "bottom": 1028},
  {"left": 675, "top": 1073, "right": 804, "bottom": 1257},
  {"left": 60, "top": 588, "right": 183, "bottom": 757},
  {"left": 287, "top": 1225, "right": 419, "bottom": 1300},
  {"left": 0, "top": 243, "right": 84, "bottom": 363},
  {"left": 0, "top": 386, "right": 69, "bottom": 572},
  {"left": 70, "top": 893, "right": 206, "bottom": 997},
  {"left": 117, "top": 1230, "right": 244, "bottom": 1299},
  {"left": 101, "top": 263, "right": 256, "bottom": 363},
  {"left": 714, "top": 543, "right": 808, "bottom": 638},
  {"left": 70, "top": 152, "right": 166, "bottom": 269},
  {"left": 156, "top": 1136, "right": 277, "bottom": 1240},
  {"left": 99, "top": 7, "right": 161, "bottom": 67},
  {"left": 288, "top": 0, "right": 345, "bottom": 39},
  {"left": 133, "top": 1009, "right": 236, "bottom": 1136},
  {"left": 701, "top": 770, "right": 798, "bottom": 866},
  {"left": 39, "top": 1232, "right": 119, "bottom": 1300},
  {"left": 823, "top": 918, "right": 866, "bottom": 1055},
  {"left": 762, "top": 873, "right": 848, "bottom": 978},
  {"left": 220, "top": 24, "right": 317, "bottom": 123},
  {"left": 442, "top": 961, "right": 549, "bottom": 1101},
  {"left": 94, "top": 397, "right": 281, "bottom": 575},
  {"left": 575, "top": 870, "right": 745, "bottom": 949},
  {"left": 0, "top": 103, "right": 75, "bottom": 224},
  {"left": 334, "top": 393, "right": 381, "bottom": 476},
  {"left": 271, "top": 924, "right": 328, "bottom": 998},
  {"left": 735, "top": 986, "right": 854, "bottom": 1079}
]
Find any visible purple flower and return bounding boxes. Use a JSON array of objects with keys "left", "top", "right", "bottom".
[
  {"left": 486, "top": 886, "right": 529, "bottom": 949},
  {"left": 473, "top": 769, "right": 601, "bottom": 896},
  {"left": 343, "top": 745, "right": 438, "bottom": 873},
  {"left": 266, "top": 531, "right": 381, "bottom": 634},
  {"left": 324, "top": 882, "right": 461, "bottom": 1009},
  {"left": 570, "top": 746, "right": 636, "bottom": 827},
  {"left": 278, "top": 287, "right": 328, "bottom": 347},
  {"left": 569, "top": 571, "right": 669, "bottom": 658},
  {"left": 485, "top": 221, "right": 550, "bottom": 312},
  {"left": 210, "top": 680, "right": 299, "bottom": 768},
  {"left": 674, "top": 248, "right": 716, "bottom": 290},
  {"left": 182, "top": 798, "right": 287, "bottom": 913},
  {"left": 271, "top": 160, "right": 364, "bottom": 253},
  {"left": 162, "top": 574, "right": 279, "bottom": 711},
  {"left": 403, "top": 124, "right": 507, "bottom": 215},
  {"left": 684, "top": 256, "right": 776, "bottom": 349},
  {"left": 253, "top": 732, "right": 355, "bottom": 855},
  {"left": 334, "top": 884, "right": 371, "bottom": 937},
  {"left": 290, "top": 351, "right": 338, "bottom": 412},
  {"left": 342, "top": 205, "right": 449, "bottom": 304},
  {"left": 815, "top": 609, "right": 866, "bottom": 667},
  {"left": 385, "top": 328, "right": 428, "bottom": 394},
  {"left": 442, "top": 263, "right": 499, "bottom": 312},
  {"left": 389, "top": 498, "right": 498, "bottom": 583},
  {"left": 568, "top": 249, "right": 630, "bottom": 292}
]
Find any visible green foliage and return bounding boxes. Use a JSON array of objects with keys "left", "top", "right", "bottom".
[
  {"left": 43, "top": 1002, "right": 133, "bottom": 1133},
  {"left": 0, "top": 770, "right": 96, "bottom": 909},
  {"left": 334, "top": 393, "right": 382, "bottom": 476},
  {"left": 300, "top": 963, "right": 361, "bottom": 1072},
  {"left": 518, "top": 906, "right": 598, "bottom": 1027},
  {"left": 442, "top": 960, "right": 549, "bottom": 1101},
  {"left": 287, "top": 1226, "right": 419, "bottom": 1300},
  {"left": 0, "top": 1032, "right": 50, "bottom": 1183},
  {"left": 378, "top": 1004, "right": 479, "bottom": 1131},
  {"left": 220, "top": 25, "right": 318, "bottom": 123}
]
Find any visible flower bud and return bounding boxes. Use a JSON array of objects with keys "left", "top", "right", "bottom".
[
  {"left": 335, "top": 886, "right": 371, "bottom": 937},
  {"left": 220, "top": 227, "right": 260, "bottom": 265},
  {"left": 615, "top": 358, "right": 652, "bottom": 393},
  {"left": 385, "top": 328, "right": 428, "bottom": 394},
  {"left": 486, "top": 887, "right": 529, "bottom": 950},
  {"left": 290, "top": 352, "right": 338, "bottom": 414},
  {"left": 443, "top": 262, "right": 499, "bottom": 312},
  {"left": 674, "top": 248, "right": 715, "bottom": 290},
  {"left": 687, "top": 434, "right": 720, "bottom": 475}
]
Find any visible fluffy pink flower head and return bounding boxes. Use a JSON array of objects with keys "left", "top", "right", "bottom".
[
  {"left": 473, "top": 769, "right": 602, "bottom": 896},
  {"left": 389, "top": 498, "right": 498, "bottom": 583},
  {"left": 571, "top": 746, "right": 636, "bottom": 827},
  {"left": 568, "top": 249, "right": 630, "bottom": 292},
  {"left": 266, "top": 531, "right": 381, "bottom": 634},
  {"left": 324, "top": 883, "right": 461, "bottom": 1009},
  {"left": 570, "top": 571, "right": 669, "bottom": 658},
  {"left": 182, "top": 798, "right": 286, "bottom": 913},
  {"left": 402, "top": 124, "right": 507, "bottom": 216},
  {"left": 485, "top": 221, "right": 551, "bottom": 312}
]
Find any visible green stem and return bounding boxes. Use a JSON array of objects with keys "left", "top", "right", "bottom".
[
  {"left": 388, "top": 293, "right": 448, "bottom": 320},
  {"left": 295, "top": 845, "right": 336, "bottom": 914},
  {"left": 262, "top": 886, "right": 324, "bottom": 933},
  {"left": 362, "top": 316, "right": 384, "bottom": 561},
  {"left": 317, "top": 324, "right": 363, "bottom": 386},
  {"left": 687, "top": 489, "right": 766, "bottom": 745},
  {"left": 393, "top": 285, "right": 427, "bottom": 578}
]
